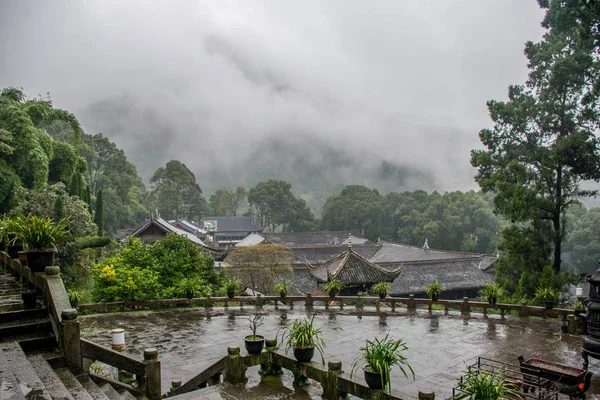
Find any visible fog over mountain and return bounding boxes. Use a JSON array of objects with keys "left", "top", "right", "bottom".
[{"left": 0, "top": 0, "right": 546, "bottom": 198}]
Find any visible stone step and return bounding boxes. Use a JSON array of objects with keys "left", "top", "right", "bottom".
[
  {"left": 0, "top": 340, "right": 26, "bottom": 400},
  {"left": 27, "top": 353, "right": 74, "bottom": 400},
  {"left": 100, "top": 382, "right": 123, "bottom": 400},
  {"left": 0, "top": 307, "right": 48, "bottom": 323},
  {"left": 119, "top": 388, "right": 138, "bottom": 400},
  {"left": 17, "top": 331, "right": 57, "bottom": 353},
  {"left": 0, "top": 341, "right": 52, "bottom": 399},
  {"left": 0, "top": 319, "right": 52, "bottom": 340},
  {"left": 76, "top": 374, "right": 112, "bottom": 400},
  {"left": 54, "top": 367, "right": 95, "bottom": 400}
]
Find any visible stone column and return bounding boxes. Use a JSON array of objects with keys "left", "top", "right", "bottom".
[
  {"left": 61, "top": 309, "right": 82, "bottom": 373},
  {"left": 144, "top": 348, "right": 161, "bottom": 400},
  {"left": 408, "top": 294, "right": 416, "bottom": 309},
  {"left": 305, "top": 293, "right": 313, "bottom": 308},
  {"left": 322, "top": 360, "right": 343, "bottom": 400},
  {"left": 460, "top": 297, "right": 470, "bottom": 312},
  {"left": 224, "top": 347, "right": 247, "bottom": 384}
]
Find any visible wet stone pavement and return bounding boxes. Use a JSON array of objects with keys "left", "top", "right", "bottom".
[{"left": 80, "top": 305, "right": 600, "bottom": 399}]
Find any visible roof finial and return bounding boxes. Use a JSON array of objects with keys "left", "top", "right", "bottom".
[
  {"left": 423, "top": 238, "right": 429, "bottom": 250},
  {"left": 348, "top": 232, "right": 352, "bottom": 249}
]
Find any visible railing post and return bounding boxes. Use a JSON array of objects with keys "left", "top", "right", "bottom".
[
  {"left": 408, "top": 294, "right": 416, "bottom": 309},
  {"left": 224, "top": 346, "right": 247, "bottom": 384},
  {"left": 322, "top": 360, "right": 343, "bottom": 400},
  {"left": 356, "top": 293, "right": 365, "bottom": 310},
  {"left": 305, "top": 293, "right": 313, "bottom": 308},
  {"left": 256, "top": 293, "right": 263, "bottom": 307},
  {"left": 460, "top": 297, "right": 470, "bottom": 312},
  {"left": 144, "top": 348, "right": 161, "bottom": 400},
  {"left": 61, "top": 309, "right": 82, "bottom": 373}
]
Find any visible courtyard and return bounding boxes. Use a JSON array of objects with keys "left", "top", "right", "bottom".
[{"left": 80, "top": 305, "right": 600, "bottom": 399}]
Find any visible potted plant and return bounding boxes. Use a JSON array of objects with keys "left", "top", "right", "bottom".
[
  {"left": 479, "top": 283, "right": 504, "bottom": 305},
  {"left": 274, "top": 281, "right": 290, "bottom": 297},
  {"left": 323, "top": 279, "right": 344, "bottom": 298},
  {"left": 535, "top": 286, "right": 560, "bottom": 309},
  {"left": 67, "top": 289, "right": 84, "bottom": 307},
  {"left": 176, "top": 277, "right": 204, "bottom": 299},
  {"left": 10, "top": 216, "right": 69, "bottom": 272},
  {"left": 453, "top": 365, "right": 523, "bottom": 399},
  {"left": 351, "top": 333, "right": 415, "bottom": 392},
  {"left": 244, "top": 315, "right": 265, "bottom": 355},
  {"left": 371, "top": 281, "right": 391, "bottom": 299},
  {"left": 3, "top": 216, "right": 23, "bottom": 259},
  {"left": 225, "top": 279, "right": 240, "bottom": 299},
  {"left": 425, "top": 281, "right": 443, "bottom": 302},
  {"left": 281, "top": 314, "right": 325, "bottom": 363}
]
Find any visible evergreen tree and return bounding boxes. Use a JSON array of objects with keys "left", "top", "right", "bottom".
[{"left": 94, "top": 189, "right": 104, "bottom": 236}]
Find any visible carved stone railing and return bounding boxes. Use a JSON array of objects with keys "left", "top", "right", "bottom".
[
  {"left": 167, "top": 339, "right": 418, "bottom": 399},
  {"left": 75, "top": 292, "right": 572, "bottom": 321},
  {"left": 81, "top": 339, "right": 161, "bottom": 400}
]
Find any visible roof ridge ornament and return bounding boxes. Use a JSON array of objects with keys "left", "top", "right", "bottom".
[
  {"left": 348, "top": 232, "right": 352, "bottom": 249},
  {"left": 423, "top": 238, "right": 429, "bottom": 250}
]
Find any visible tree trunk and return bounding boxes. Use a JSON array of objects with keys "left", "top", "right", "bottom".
[{"left": 553, "top": 166, "right": 563, "bottom": 273}]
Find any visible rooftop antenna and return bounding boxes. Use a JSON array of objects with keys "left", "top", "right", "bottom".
[{"left": 423, "top": 239, "right": 429, "bottom": 250}]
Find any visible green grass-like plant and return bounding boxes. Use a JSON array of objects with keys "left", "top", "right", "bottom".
[
  {"left": 274, "top": 280, "right": 290, "bottom": 296},
  {"left": 453, "top": 365, "right": 523, "bottom": 400},
  {"left": 534, "top": 286, "right": 560, "bottom": 303},
  {"left": 425, "top": 281, "right": 443, "bottom": 300},
  {"left": 176, "top": 277, "right": 205, "bottom": 299},
  {"left": 225, "top": 279, "right": 240, "bottom": 296},
  {"left": 8, "top": 215, "right": 69, "bottom": 251},
  {"left": 479, "top": 283, "right": 504, "bottom": 303},
  {"left": 351, "top": 333, "right": 415, "bottom": 392},
  {"left": 281, "top": 314, "right": 326, "bottom": 363},
  {"left": 67, "top": 289, "right": 84, "bottom": 307},
  {"left": 323, "top": 279, "right": 344, "bottom": 297},
  {"left": 371, "top": 281, "right": 391, "bottom": 297}
]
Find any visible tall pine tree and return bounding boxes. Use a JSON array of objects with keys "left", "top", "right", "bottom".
[{"left": 94, "top": 189, "right": 104, "bottom": 236}]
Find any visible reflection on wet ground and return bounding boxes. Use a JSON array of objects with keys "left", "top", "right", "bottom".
[{"left": 80, "top": 306, "right": 600, "bottom": 399}]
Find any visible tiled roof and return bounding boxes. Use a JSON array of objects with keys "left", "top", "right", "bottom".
[
  {"left": 171, "top": 219, "right": 207, "bottom": 235},
  {"left": 127, "top": 218, "right": 224, "bottom": 256},
  {"left": 389, "top": 258, "right": 494, "bottom": 296},
  {"left": 263, "top": 230, "right": 366, "bottom": 246},
  {"left": 235, "top": 233, "right": 267, "bottom": 247},
  {"left": 290, "top": 268, "right": 319, "bottom": 295},
  {"left": 291, "top": 245, "right": 381, "bottom": 265},
  {"left": 307, "top": 249, "right": 401, "bottom": 285},
  {"left": 369, "top": 242, "right": 493, "bottom": 264},
  {"left": 200, "top": 216, "right": 263, "bottom": 232}
]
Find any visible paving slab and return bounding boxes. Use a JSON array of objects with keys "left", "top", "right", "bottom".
[{"left": 80, "top": 306, "right": 600, "bottom": 399}]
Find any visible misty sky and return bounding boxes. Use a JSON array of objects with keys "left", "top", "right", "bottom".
[{"left": 0, "top": 1, "right": 547, "bottom": 192}]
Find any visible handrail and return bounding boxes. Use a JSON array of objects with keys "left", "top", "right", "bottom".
[
  {"left": 81, "top": 338, "right": 146, "bottom": 376},
  {"left": 168, "top": 356, "right": 226, "bottom": 396}
]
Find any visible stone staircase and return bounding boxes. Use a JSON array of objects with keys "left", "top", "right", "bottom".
[{"left": 0, "top": 268, "right": 147, "bottom": 400}]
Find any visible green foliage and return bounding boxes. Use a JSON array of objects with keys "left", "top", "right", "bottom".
[
  {"left": 479, "top": 283, "right": 504, "bottom": 301},
  {"left": 175, "top": 277, "right": 205, "bottom": 299},
  {"left": 534, "top": 286, "right": 560, "bottom": 304},
  {"left": 8, "top": 215, "right": 70, "bottom": 251},
  {"left": 150, "top": 160, "right": 207, "bottom": 220},
  {"left": 75, "top": 236, "right": 112, "bottom": 249},
  {"left": 92, "top": 234, "right": 219, "bottom": 302},
  {"left": 92, "top": 258, "right": 161, "bottom": 302},
  {"left": 323, "top": 279, "right": 344, "bottom": 296},
  {"left": 224, "top": 279, "right": 240, "bottom": 296},
  {"left": 48, "top": 140, "right": 79, "bottom": 186},
  {"left": 94, "top": 189, "right": 104, "bottom": 236},
  {"left": 209, "top": 187, "right": 248, "bottom": 216},
  {"left": 351, "top": 333, "right": 415, "bottom": 392},
  {"left": 274, "top": 280, "right": 290, "bottom": 296},
  {"left": 226, "top": 243, "right": 293, "bottom": 294},
  {"left": 67, "top": 289, "right": 84, "bottom": 307},
  {"left": 248, "top": 180, "right": 315, "bottom": 232},
  {"left": 280, "top": 314, "right": 325, "bottom": 363},
  {"left": 453, "top": 365, "right": 523, "bottom": 400},
  {"left": 370, "top": 281, "right": 391, "bottom": 296},
  {"left": 425, "top": 281, "right": 443, "bottom": 300},
  {"left": 471, "top": 3, "right": 600, "bottom": 275}
]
